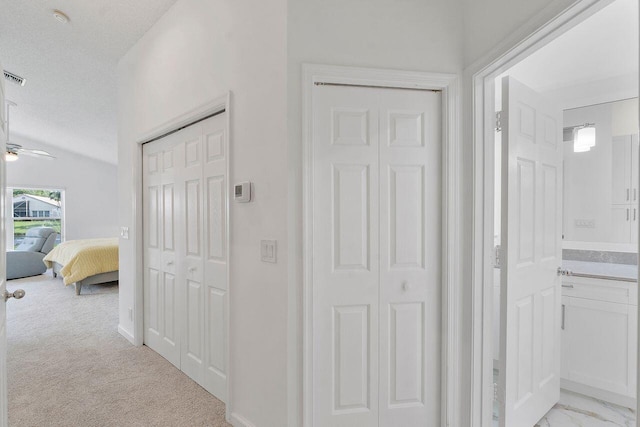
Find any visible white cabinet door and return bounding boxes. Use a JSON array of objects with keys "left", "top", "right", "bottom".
[
  {"left": 562, "top": 296, "right": 636, "bottom": 397},
  {"left": 611, "top": 136, "right": 631, "bottom": 205},
  {"left": 499, "top": 76, "right": 562, "bottom": 427},
  {"left": 312, "top": 84, "right": 442, "bottom": 426},
  {"left": 611, "top": 205, "right": 632, "bottom": 243}
]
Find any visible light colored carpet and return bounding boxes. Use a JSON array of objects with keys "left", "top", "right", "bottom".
[{"left": 6, "top": 272, "right": 230, "bottom": 427}]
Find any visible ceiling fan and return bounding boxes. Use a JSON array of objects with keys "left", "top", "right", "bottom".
[{"left": 4, "top": 101, "right": 56, "bottom": 162}]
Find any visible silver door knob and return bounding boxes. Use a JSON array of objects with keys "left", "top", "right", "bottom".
[
  {"left": 402, "top": 281, "right": 410, "bottom": 291},
  {"left": 4, "top": 289, "right": 25, "bottom": 301},
  {"left": 166, "top": 261, "right": 174, "bottom": 266},
  {"left": 188, "top": 267, "right": 196, "bottom": 273}
]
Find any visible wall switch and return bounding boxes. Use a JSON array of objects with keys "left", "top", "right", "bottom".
[
  {"left": 261, "top": 240, "right": 277, "bottom": 263},
  {"left": 120, "top": 226, "right": 129, "bottom": 239}
]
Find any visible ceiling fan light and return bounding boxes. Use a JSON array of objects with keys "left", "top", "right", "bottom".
[{"left": 5, "top": 151, "right": 18, "bottom": 162}]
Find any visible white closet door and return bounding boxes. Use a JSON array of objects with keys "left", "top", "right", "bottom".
[
  {"left": 378, "top": 88, "right": 441, "bottom": 426},
  {"left": 313, "top": 85, "right": 380, "bottom": 427},
  {"left": 143, "top": 113, "right": 228, "bottom": 403},
  {"left": 143, "top": 134, "right": 182, "bottom": 367},
  {"left": 312, "top": 84, "right": 442, "bottom": 426},
  {"left": 178, "top": 123, "right": 206, "bottom": 384},
  {"left": 202, "top": 113, "right": 228, "bottom": 402}
]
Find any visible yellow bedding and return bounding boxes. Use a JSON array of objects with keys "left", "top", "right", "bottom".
[{"left": 43, "top": 238, "right": 119, "bottom": 285}]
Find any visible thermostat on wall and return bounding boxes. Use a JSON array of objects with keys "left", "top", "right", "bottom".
[{"left": 234, "top": 182, "right": 252, "bottom": 202}]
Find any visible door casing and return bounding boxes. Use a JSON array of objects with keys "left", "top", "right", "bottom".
[
  {"left": 302, "top": 64, "right": 460, "bottom": 427},
  {"left": 467, "top": 1, "right": 628, "bottom": 426}
]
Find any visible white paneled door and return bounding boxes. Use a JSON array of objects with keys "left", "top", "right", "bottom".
[
  {"left": 499, "top": 76, "right": 562, "bottom": 427},
  {"left": 143, "top": 113, "right": 228, "bottom": 403},
  {"left": 0, "top": 62, "right": 7, "bottom": 427},
  {"left": 312, "top": 84, "right": 442, "bottom": 426}
]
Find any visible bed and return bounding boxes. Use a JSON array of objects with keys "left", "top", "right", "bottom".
[{"left": 43, "top": 238, "right": 119, "bottom": 295}]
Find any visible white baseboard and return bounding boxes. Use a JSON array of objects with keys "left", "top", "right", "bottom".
[
  {"left": 230, "top": 412, "right": 256, "bottom": 427},
  {"left": 118, "top": 324, "right": 135, "bottom": 345}
]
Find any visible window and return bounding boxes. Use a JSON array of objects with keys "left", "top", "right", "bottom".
[{"left": 8, "top": 188, "right": 64, "bottom": 250}]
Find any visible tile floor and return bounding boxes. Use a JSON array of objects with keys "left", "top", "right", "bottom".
[{"left": 493, "top": 389, "right": 636, "bottom": 426}]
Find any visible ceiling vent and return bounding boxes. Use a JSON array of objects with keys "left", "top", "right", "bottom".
[{"left": 3, "top": 70, "right": 26, "bottom": 87}]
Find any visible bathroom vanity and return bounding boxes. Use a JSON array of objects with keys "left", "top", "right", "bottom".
[{"left": 560, "top": 261, "right": 637, "bottom": 409}]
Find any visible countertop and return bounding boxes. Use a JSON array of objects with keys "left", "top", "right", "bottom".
[{"left": 562, "top": 260, "right": 638, "bottom": 282}]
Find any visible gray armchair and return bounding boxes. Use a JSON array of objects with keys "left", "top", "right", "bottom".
[{"left": 7, "top": 227, "right": 58, "bottom": 280}]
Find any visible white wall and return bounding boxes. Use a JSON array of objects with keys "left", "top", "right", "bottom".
[
  {"left": 117, "top": 0, "right": 287, "bottom": 426},
  {"left": 7, "top": 135, "right": 118, "bottom": 241}
]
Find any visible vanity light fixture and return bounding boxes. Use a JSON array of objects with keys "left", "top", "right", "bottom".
[{"left": 566, "top": 123, "right": 596, "bottom": 153}]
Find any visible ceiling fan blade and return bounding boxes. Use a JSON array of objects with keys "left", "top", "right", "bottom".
[{"left": 16, "top": 148, "right": 56, "bottom": 159}]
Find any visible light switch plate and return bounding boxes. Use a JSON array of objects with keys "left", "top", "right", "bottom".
[
  {"left": 261, "top": 240, "right": 277, "bottom": 263},
  {"left": 120, "top": 226, "right": 129, "bottom": 239}
]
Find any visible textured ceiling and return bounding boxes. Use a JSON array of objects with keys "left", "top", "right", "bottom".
[{"left": 0, "top": 0, "right": 178, "bottom": 164}]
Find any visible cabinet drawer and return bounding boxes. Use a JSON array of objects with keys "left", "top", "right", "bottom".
[{"left": 561, "top": 276, "right": 636, "bottom": 305}]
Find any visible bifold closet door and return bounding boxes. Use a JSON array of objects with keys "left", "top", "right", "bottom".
[
  {"left": 143, "top": 133, "right": 182, "bottom": 368},
  {"left": 312, "top": 84, "right": 442, "bottom": 426},
  {"left": 143, "top": 113, "right": 228, "bottom": 403}
]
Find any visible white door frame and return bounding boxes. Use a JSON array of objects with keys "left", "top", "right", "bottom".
[
  {"left": 132, "top": 93, "right": 232, "bottom": 422},
  {"left": 468, "top": 1, "right": 623, "bottom": 426},
  {"left": 302, "top": 63, "right": 460, "bottom": 426}
]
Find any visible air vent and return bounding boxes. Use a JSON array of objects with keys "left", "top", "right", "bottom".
[{"left": 3, "top": 70, "right": 26, "bottom": 87}]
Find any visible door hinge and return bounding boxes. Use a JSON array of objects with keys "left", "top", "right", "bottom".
[{"left": 495, "top": 111, "right": 502, "bottom": 133}]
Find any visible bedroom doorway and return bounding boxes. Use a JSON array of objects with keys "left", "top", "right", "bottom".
[{"left": 7, "top": 187, "right": 64, "bottom": 250}]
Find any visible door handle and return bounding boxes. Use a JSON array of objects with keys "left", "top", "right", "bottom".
[
  {"left": 557, "top": 267, "right": 572, "bottom": 276},
  {"left": 166, "top": 260, "right": 174, "bottom": 266},
  {"left": 561, "top": 284, "right": 574, "bottom": 288},
  {"left": 4, "top": 289, "right": 25, "bottom": 302},
  {"left": 188, "top": 266, "right": 197, "bottom": 273},
  {"left": 561, "top": 304, "right": 566, "bottom": 330}
]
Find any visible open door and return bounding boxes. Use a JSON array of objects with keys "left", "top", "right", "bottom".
[
  {"left": 0, "top": 61, "right": 7, "bottom": 427},
  {"left": 499, "top": 76, "right": 563, "bottom": 427}
]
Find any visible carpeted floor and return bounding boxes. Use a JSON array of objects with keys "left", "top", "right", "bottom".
[{"left": 6, "top": 272, "right": 230, "bottom": 427}]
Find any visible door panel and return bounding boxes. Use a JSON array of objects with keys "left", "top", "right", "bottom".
[
  {"left": 379, "top": 89, "right": 441, "bottom": 427},
  {"left": 144, "top": 137, "right": 181, "bottom": 367},
  {"left": 500, "top": 76, "right": 562, "bottom": 427},
  {"left": 0, "top": 65, "right": 7, "bottom": 427},
  {"left": 179, "top": 124, "right": 205, "bottom": 385},
  {"left": 202, "top": 113, "right": 228, "bottom": 402},
  {"left": 313, "top": 85, "right": 441, "bottom": 426},
  {"left": 314, "top": 85, "right": 380, "bottom": 427}
]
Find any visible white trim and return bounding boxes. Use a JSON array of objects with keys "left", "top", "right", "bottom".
[
  {"left": 230, "top": 412, "right": 256, "bottom": 427},
  {"left": 117, "top": 324, "right": 135, "bottom": 344},
  {"left": 468, "top": 1, "right": 621, "bottom": 426},
  {"left": 302, "top": 63, "right": 460, "bottom": 426},
  {"left": 131, "top": 92, "right": 232, "bottom": 420}
]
